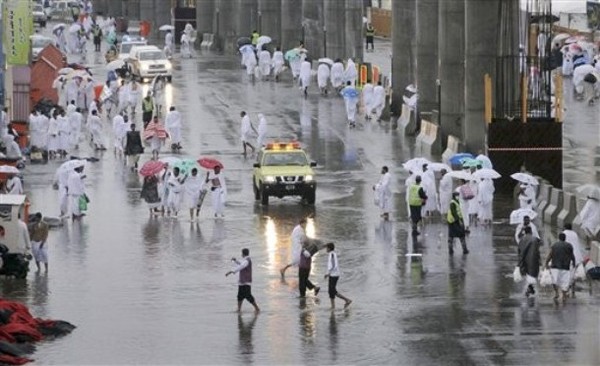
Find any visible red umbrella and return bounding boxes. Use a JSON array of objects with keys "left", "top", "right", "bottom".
[
  {"left": 197, "top": 157, "right": 224, "bottom": 170},
  {"left": 139, "top": 160, "right": 166, "bottom": 176}
]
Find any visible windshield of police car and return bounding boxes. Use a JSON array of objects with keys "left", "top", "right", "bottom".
[{"left": 263, "top": 152, "right": 308, "bottom": 166}]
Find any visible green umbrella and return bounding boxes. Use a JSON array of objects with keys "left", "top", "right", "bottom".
[
  {"left": 461, "top": 158, "right": 482, "bottom": 168},
  {"left": 174, "top": 159, "right": 199, "bottom": 175}
]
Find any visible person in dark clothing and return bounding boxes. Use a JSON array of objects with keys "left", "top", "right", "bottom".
[
  {"left": 92, "top": 24, "right": 103, "bottom": 52},
  {"left": 124, "top": 123, "right": 144, "bottom": 171},
  {"left": 226, "top": 248, "right": 260, "bottom": 313},
  {"left": 298, "top": 242, "right": 320, "bottom": 298},
  {"left": 447, "top": 192, "right": 469, "bottom": 255},
  {"left": 365, "top": 23, "right": 375, "bottom": 51},
  {"left": 141, "top": 175, "right": 161, "bottom": 216},
  {"left": 518, "top": 226, "right": 542, "bottom": 297},
  {"left": 142, "top": 92, "right": 154, "bottom": 128},
  {"left": 408, "top": 175, "right": 428, "bottom": 235},
  {"left": 545, "top": 233, "right": 576, "bottom": 302}
]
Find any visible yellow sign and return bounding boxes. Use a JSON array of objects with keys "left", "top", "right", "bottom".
[{"left": 2, "top": 0, "right": 33, "bottom": 65}]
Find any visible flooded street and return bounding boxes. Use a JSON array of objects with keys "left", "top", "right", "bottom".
[{"left": 0, "top": 35, "right": 599, "bottom": 365}]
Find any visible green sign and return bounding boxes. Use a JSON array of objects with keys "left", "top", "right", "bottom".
[{"left": 2, "top": 0, "right": 33, "bottom": 65}]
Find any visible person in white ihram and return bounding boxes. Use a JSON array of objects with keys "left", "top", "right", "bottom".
[
  {"left": 165, "top": 106, "right": 183, "bottom": 151},
  {"left": 206, "top": 165, "right": 226, "bottom": 218},
  {"left": 373, "top": 166, "right": 392, "bottom": 220},
  {"left": 256, "top": 113, "right": 268, "bottom": 148},
  {"left": 280, "top": 218, "right": 308, "bottom": 278},
  {"left": 5, "top": 173, "right": 23, "bottom": 195},
  {"left": 240, "top": 111, "right": 256, "bottom": 156}
]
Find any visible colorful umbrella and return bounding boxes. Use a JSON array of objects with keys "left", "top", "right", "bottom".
[
  {"left": 285, "top": 49, "right": 301, "bottom": 61},
  {"left": 447, "top": 171, "right": 472, "bottom": 181},
  {"left": 139, "top": 160, "right": 166, "bottom": 177},
  {"left": 461, "top": 158, "right": 482, "bottom": 168},
  {"left": 341, "top": 86, "right": 359, "bottom": 99},
  {"left": 174, "top": 159, "right": 199, "bottom": 175},
  {"left": 449, "top": 153, "right": 474, "bottom": 166},
  {"left": 198, "top": 157, "right": 224, "bottom": 170}
]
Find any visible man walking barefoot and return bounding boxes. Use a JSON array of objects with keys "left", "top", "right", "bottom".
[
  {"left": 226, "top": 248, "right": 260, "bottom": 313},
  {"left": 324, "top": 243, "right": 352, "bottom": 309}
]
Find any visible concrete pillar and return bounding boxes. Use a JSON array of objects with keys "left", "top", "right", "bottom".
[
  {"left": 438, "top": 0, "right": 464, "bottom": 141},
  {"left": 196, "top": 0, "right": 215, "bottom": 35},
  {"left": 464, "top": 0, "right": 499, "bottom": 151},
  {"left": 302, "top": 0, "right": 324, "bottom": 60},
  {"left": 106, "top": 0, "right": 122, "bottom": 17},
  {"left": 124, "top": 0, "right": 140, "bottom": 19},
  {"left": 94, "top": 0, "right": 108, "bottom": 15},
  {"left": 324, "top": 0, "right": 345, "bottom": 60},
  {"left": 139, "top": 0, "right": 154, "bottom": 23},
  {"left": 416, "top": 0, "right": 438, "bottom": 117},
  {"left": 215, "top": 0, "right": 239, "bottom": 53},
  {"left": 281, "top": 0, "right": 303, "bottom": 51},
  {"left": 238, "top": 0, "right": 258, "bottom": 39},
  {"left": 153, "top": 0, "right": 172, "bottom": 40},
  {"left": 391, "top": 0, "right": 416, "bottom": 115},
  {"left": 258, "top": 0, "right": 281, "bottom": 45},
  {"left": 344, "top": 0, "right": 364, "bottom": 62}
]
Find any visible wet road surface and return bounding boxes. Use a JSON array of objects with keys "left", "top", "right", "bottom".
[{"left": 0, "top": 30, "right": 599, "bottom": 365}]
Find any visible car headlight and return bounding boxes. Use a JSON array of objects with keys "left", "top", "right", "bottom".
[
  {"left": 165, "top": 63, "right": 172, "bottom": 70},
  {"left": 305, "top": 175, "right": 313, "bottom": 182},
  {"left": 141, "top": 64, "right": 149, "bottom": 71},
  {"left": 264, "top": 176, "right": 275, "bottom": 183}
]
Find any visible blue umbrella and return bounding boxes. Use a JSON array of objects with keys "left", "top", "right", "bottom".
[
  {"left": 341, "top": 86, "right": 359, "bottom": 99},
  {"left": 449, "top": 153, "right": 474, "bottom": 166},
  {"left": 239, "top": 44, "right": 254, "bottom": 54}
]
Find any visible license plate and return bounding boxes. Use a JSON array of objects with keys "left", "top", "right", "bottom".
[{"left": 285, "top": 185, "right": 295, "bottom": 191}]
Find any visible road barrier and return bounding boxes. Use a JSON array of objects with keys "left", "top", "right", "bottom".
[
  {"left": 442, "top": 135, "right": 462, "bottom": 165},
  {"left": 398, "top": 104, "right": 416, "bottom": 134},
  {"left": 543, "top": 187, "right": 564, "bottom": 227},
  {"left": 536, "top": 182, "right": 551, "bottom": 214},
  {"left": 557, "top": 191, "right": 577, "bottom": 229},
  {"left": 416, "top": 120, "right": 440, "bottom": 156}
]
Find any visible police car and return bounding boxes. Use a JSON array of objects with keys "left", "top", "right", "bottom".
[{"left": 252, "top": 142, "right": 317, "bottom": 205}]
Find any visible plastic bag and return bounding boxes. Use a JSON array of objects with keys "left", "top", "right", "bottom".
[
  {"left": 539, "top": 269, "right": 553, "bottom": 287},
  {"left": 575, "top": 264, "right": 586, "bottom": 280},
  {"left": 78, "top": 195, "right": 88, "bottom": 212},
  {"left": 513, "top": 266, "right": 523, "bottom": 283}
]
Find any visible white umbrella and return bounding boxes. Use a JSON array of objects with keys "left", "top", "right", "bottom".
[
  {"left": 509, "top": 208, "right": 538, "bottom": 225},
  {"left": 0, "top": 165, "right": 19, "bottom": 174},
  {"left": 510, "top": 172, "right": 538, "bottom": 185},
  {"left": 256, "top": 35, "right": 272, "bottom": 50},
  {"left": 447, "top": 171, "right": 473, "bottom": 181},
  {"left": 58, "top": 67, "right": 74, "bottom": 75},
  {"left": 428, "top": 163, "right": 451, "bottom": 172},
  {"left": 551, "top": 33, "right": 570, "bottom": 45},
  {"left": 58, "top": 159, "right": 85, "bottom": 173},
  {"left": 402, "top": 157, "right": 430, "bottom": 172},
  {"left": 318, "top": 58, "right": 334, "bottom": 66},
  {"left": 69, "top": 23, "right": 82, "bottom": 34},
  {"left": 239, "top": 44, "right": 254, "bottom": 54},
  {"left": 106, "top": 59, "right": 125, "bottom": 71},
  {"left": 52, "top": 23, "right": 67, "bottom": 32},
  {"left": 576, "top": 184, "right": 600, "bottom": 200},
  {"left": 473, "top": 168, "right": 501, "bottom": 180},
  {"left": 159, "top": 25, "right": 175, "bottom": 31}
]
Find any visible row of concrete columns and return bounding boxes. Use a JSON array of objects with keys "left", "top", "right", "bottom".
[
  {"left": 196, "top": 0, "right": 364, "bottom": 61},
  {"left": 393, "top": 0, "right": 506, "bottom": 152},
  {"left": 96, "top": 0, "right": 171, "bottom": 37}
]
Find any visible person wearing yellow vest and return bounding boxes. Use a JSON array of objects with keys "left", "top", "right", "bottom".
[
  {"left": 408, "top": 176, "right": 428, "bottom": 235},
  {"left": 447, "top": 192, "right": 469, "bottom": 255},
  {"left": 251, "top": 30, "right": 260, "bottom": 46},
  {"left": 365, "top": 23, "right": 375, "bottom": 52},
  {"left": 142, "top": 92, "right": 154, "bottom": 128}
]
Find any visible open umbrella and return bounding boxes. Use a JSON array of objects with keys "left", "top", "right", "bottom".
[
  {"left": 428, "top": 163, "right": 451, "bottom": 172},
  {"left": 285, "top": 49, "right": 301, "bottom": 61},
  {"left": 256, "top": 35, "right": 272, "bottom": 50},
  {"left": 58, "top": 159, "right": 85, "bottom": 174},
  {"left": 159, "top": 24, "right": 175, "bottom": 31},
  {"left": 239, "top": 44, "right": 254, "bottom": 54},
  {"left": 576, "top": 184, "right": 600, "bottom": 200},
  {"left": 198, "top": 157, "right": 224, "bottom": 170},
  {"left": 475, "top": 154, "right": 493, "bottom": 169},
  {"left": 551, "top": 33, "right": 570, "bottom": 45},
  {"left": 447, "top": 171, "right": 472, "bottom": 181},
  {"left": 106, "top": 59, "right": 125, "bottom": 71},
  {"left": 510, "top": 172, "right": 538, "bottom": 185},
  {"left": 58, "top": 67, "right": 74, "bottom": 75},
  {"left": 510, "top": 208, "right": 538, "bottom": 225},
  {"left": 402, "top": 157, "right": 431, "bottom": 172},
  {"left": 449, "top": 153, "right": 474, "bottom": 166},
  {"left": 174, "top": 159, "right": 199, "bottom": 175},
  {"left": 341, "top": 86, "right": 359, "bottom": 99},
  {"left": 237, "top": 37, "right": 252, "bottom": 47},
  {"left": 0, "top": 165, "right": 20, "bottom": 174},
  {"left": 462, "top": 158, "right": 482, "bottom": 169},
  {"left": 318, "top": 58, "right": 334, "bottom": 66},
  {"left": 53, "top": 23, "right": 67, "bottom": 33},
  {"left": 473, "top": 168, "right": 501, "bottom": 180},
  {"left": 139, "top": 160, "right": 166, "bottom": 177}
]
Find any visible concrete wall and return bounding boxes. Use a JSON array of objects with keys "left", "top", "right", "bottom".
[
  {"left": 281, "top": 0, "right": 304, "bottom": 51},
  {"left": 324, "top": 0, "right": 345, "bottom": 60},
  {"left": 391, "top": 0, "right": 416, "bottom": 115},
  {"left": 258, "top": 0, "right": 281, "bottom": 45},
  {"left": 196, "top": 0, "right": 215, "bottom": 35},
  {"left": 302, "top": 0, "right": 325, "bottom": 60},
  {"left": 344, "top": 0, "right": 364, "bottom": 62},
  {"left": 415, "top": 0, "right": 438, "bottom": 117}
]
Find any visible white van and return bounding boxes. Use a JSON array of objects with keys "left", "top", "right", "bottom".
[{"left": 128, "top": 46, "right": 172, "bottom": 82}]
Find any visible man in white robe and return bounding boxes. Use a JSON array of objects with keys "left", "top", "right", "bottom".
[
  {"left": 57, "top": 110, "right": 71, "bottom": 157},
  {"left": 67, "top": 163, "right": 87, "bottom": 220},
  {"left": 438, "top": 169, "right": 453, "bottom": 216},
  {"left": 69, "top": 108, "right": 83, "bottom": 149},
  {"left": 88, "top": 110, "right": 106, "bottom": 150},
  {"left": 279, "top": 218, "right": 308, "bottom": 278},
  {"left": 256, "top": 114, "right": 267, "bottom": 147},
  {"left": 166, "top": 167, "right": 185, "bottom": 217},
  {"left": 271, "top": 48, "right": 285, "bottom": 81},
  {"left": 66, "top": 80, "right": 79, "bottom": 109},
  {"left": 344, "top": 58, "right": 357, "bottom": 86},
  {"left": 373, "top": 166, "right": 392, "bottom": 220},
  {"left": 112, "top": 113, "right": 127, "bottom": 156},
  {"left": 244, "top": 51, "right": 258, "bottom": 81},
  {"left": 579, "top": 197, "right": 600, "bottom": 243},
  {"left": 117, "top": 80, "right": 129, "bottom": 114},
  {"left": 240, "top": 111, "right": 256, "bottom": 156},
  {"left": 165, "top": 107, "right": 183, "bottom": 151},
  {"left": 405, "top": 171, "right": 416, "bottom": 215},
  {"left": 299, "top": 59, "right": 312, "bottom": 97},
  {"left": 206, "top": 166, "right": 226, "bottom": 217},
  {"left": 330, "top": 60, "right": 344, "bottom": 91},
  {"left": 184, "top": 168, "right": 205, "bottom": 221},
  {"left": 3, "top": 135, "right": 22, "bottom": 160},
  {"left": 5, "top": 174, "right": 23, "bottom": 195},
  {"left": 164, "top": 30, "right": 173, "bottom": 58},
  {"left": 55, "top": 165, "right": 70, "bottom": 217},
  {"left": 127, "top": 81, "right": 141, "bottom": 118},
  {"left": 518, "top": 183, "right": 537, "bottom": 210},
  {"left": 477, "top": 178, "right": 495, "bottom": 225},
  {"left": 317, "top": 63, "right": 330, "bottom": 95},
  {"left": 421, "top": 164, "right": 438, "bottom": 217},
  {"left": 362, "top": 82, "right": 374, "bottom": 119},
  {"left": 29, "top": 110, "right": 43, "bottom": 149},
  {"left": 258, "top": 49, "right": 271, "bottom": 80}
]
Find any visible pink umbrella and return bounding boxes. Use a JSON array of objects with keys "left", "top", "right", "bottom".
[
  {"left": 197, "top": 157, "right": 224, "bottom": 170},
  {"left": 139, "top": 160, "right": 166, "bottom": 177},
  {"left": 569, "top": 43, "right": 583, "bottom": 54}
]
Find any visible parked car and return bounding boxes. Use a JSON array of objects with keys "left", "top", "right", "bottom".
[
  {"left": 128, "top": 46, "right": 172, "bottom": 82},
  {"left": 118, "top": 40, "right": 148, "bottom": 61},
  {"left": 33, "top": 4, "right": 48, "bottom": 27},
  {"left": 48, "top": 0, "right": 79, "bottom": 21}
]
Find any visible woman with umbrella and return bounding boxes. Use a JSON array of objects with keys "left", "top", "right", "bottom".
[
  {"left": 144, "top": 116, "right": 168, "bottom": 160},
  {"left": 140, "top": 161, "right": 164, "bottom": 216}
]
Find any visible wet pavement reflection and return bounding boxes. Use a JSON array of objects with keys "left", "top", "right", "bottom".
[{"left": 0, "top": 30, "right": 599, "bottom": 365}]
